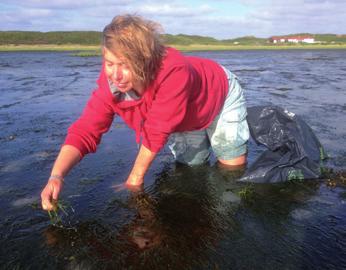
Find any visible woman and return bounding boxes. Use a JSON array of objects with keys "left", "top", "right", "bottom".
[{"left": 41, "top": 14, "right": 249, "bottom": 211}]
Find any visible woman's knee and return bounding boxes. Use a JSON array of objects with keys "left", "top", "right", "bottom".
[{"left": 218, "top": 153, "right": 247, "bottom": 167}]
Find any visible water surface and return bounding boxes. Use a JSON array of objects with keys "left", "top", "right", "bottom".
[{"left": 0, "top": 50, "right": 345, "bottom": 269}]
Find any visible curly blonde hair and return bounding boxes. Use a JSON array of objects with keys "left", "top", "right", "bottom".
[{"left": 103, "top": 14, "right": 166, "bottom": 88}]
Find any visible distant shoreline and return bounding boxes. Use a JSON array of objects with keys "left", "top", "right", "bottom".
[{"left": 1, "top": 44, "right": 346, "bottom": 53}]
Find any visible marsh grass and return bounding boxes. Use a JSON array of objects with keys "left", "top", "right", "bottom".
[
  {"left": 48, "top": 200, "right": 74, "bottom": 227},
  {"left": 0, "top": 44, "right": 99, "bottom": 52},
  {"left": 71, "top": 51, "right": 101, "bottom": 57},
  {"left": 1, "top": 44, "right": 346, "bottom": 53},
  {"left": 170, "top": 43, "right": 346, "bottom": 51},
  {"left": 237, "top": 184, "right": 255, "bottom": 201}
]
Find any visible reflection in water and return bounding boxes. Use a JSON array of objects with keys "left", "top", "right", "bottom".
[
  {"left": 43, "top": 165, "right": 232, "bottom": 269},
  {"left": 40, "top": 165, "right": 346, "bottom": 270}
]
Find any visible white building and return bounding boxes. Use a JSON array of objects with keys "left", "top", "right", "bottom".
[{"left": 270, "top": 35, "right": 315, "bottom": 44}]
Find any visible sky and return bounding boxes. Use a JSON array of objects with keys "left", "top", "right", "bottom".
[{"left": 1, "top": 0, "right": 345, "bottom": 39}]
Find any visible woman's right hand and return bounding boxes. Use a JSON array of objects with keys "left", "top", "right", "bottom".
[
  {"left": 40, "top": 145, "right": 81, "bottom": 211},
  {"left": 41, "top": 178, "right": 64, "bottom": 211}
]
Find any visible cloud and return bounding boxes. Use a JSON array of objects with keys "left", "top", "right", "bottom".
[
  {"left": 1, "top": 0, "right": 132, "bottom": 31},
  {"left": 1, "top": 0, "right": 131, "bottom": 9},
  {"left": 2, "top": 8, "right": 53, "bottom": 29},
  {"left": 0, "top": 0, "right": 345, "bottom": 38},
  {"left": 136, "top": 3, "right": 215, "bottom": 17},
  {"left": 247, "top": 0, "right": 346, "bottom": 35},
  {"left": 4, "top": 8, "right": 52, "bottom": 19}
]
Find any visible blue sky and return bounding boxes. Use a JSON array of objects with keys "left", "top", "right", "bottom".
[{"left": 1, "top": 0, "right": 345, "bottom": 39}]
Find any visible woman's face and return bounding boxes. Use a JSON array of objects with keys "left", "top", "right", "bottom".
[{"left": 103, "top": 47, "right": 135, "bottom": 93}]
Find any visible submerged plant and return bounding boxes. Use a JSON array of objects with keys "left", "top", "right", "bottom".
[
  {"left": 339, "top": 191, "right": 346, "bottom": 199},
  {"left": 237, "top": 184, "right": 255, "bottom": 201},
  {"left": 71, "top": 51, "right": 100, "bottom": 57},
  {"left": 47, "top": 200, "right": 74, "bottom": 227}
]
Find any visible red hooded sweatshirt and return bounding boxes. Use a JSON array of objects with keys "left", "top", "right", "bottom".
[{"left": 64, "top": 47, "right": 228, "bottom": 158}]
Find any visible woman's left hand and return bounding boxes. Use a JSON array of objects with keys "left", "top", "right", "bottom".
[
  {"left": 112, "top": 175, "right": 144, "bottom": 193},
  {"left": 126, "top": 173, "right": 144, "bottom": 187}
]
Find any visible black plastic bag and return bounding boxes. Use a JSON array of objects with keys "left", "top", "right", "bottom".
[{"left": 239, "top": 106, "right": 327, "bottom": 183}]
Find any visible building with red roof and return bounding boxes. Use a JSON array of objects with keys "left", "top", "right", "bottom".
[{"left": 270, "top": 35, "right": 315, "bottom": 44}]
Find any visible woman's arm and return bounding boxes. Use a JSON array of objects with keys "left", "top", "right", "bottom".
[
  {"left": 126, "top": 65, "right": 193, "bottom": 186},
  {"left": 126, "top": 144, "right": 157, "bottom": 187},
  {"left": 41, "top": 145, "right": 81, "bottom": 211}
]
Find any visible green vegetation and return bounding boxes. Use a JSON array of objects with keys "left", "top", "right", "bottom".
[
  {"left": 47, "top": 199, "right": 74, "bottom": 227},
  {"left": 72, "top": 51, "right": 102, "bottom": 57},
  {"left": 0, "top": 31, "right": 345, "bottom": 52},
  {"left": 1, "top": 43, "right": 346, "bottom": 54},
  {"left": 163, "top": 34, "right": 219, "bottom": 45},
  {"left": 237, "top": 184, "right": 255, "bottom": 201},
  {"left": 0, "top": 44, "right": 100, "bottom": 52},
  {"left": 0, "top": 31, "right": 102, "bottom": 45},
  {"left": 171, "top": 44, "right": 346, "bottom": 51},
  {"left": 222, "top": 36, "right": 268, "bottom": 45},
  {"left": 340, "top": 191, "right": 346, "bottom": 199},
  {"left": 314, "top": 34, "right": 346, "bottom": 43}
]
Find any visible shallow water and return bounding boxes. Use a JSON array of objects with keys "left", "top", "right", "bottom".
[{"left": 0, "top": 50, "right": 346, "bottom": 269}]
